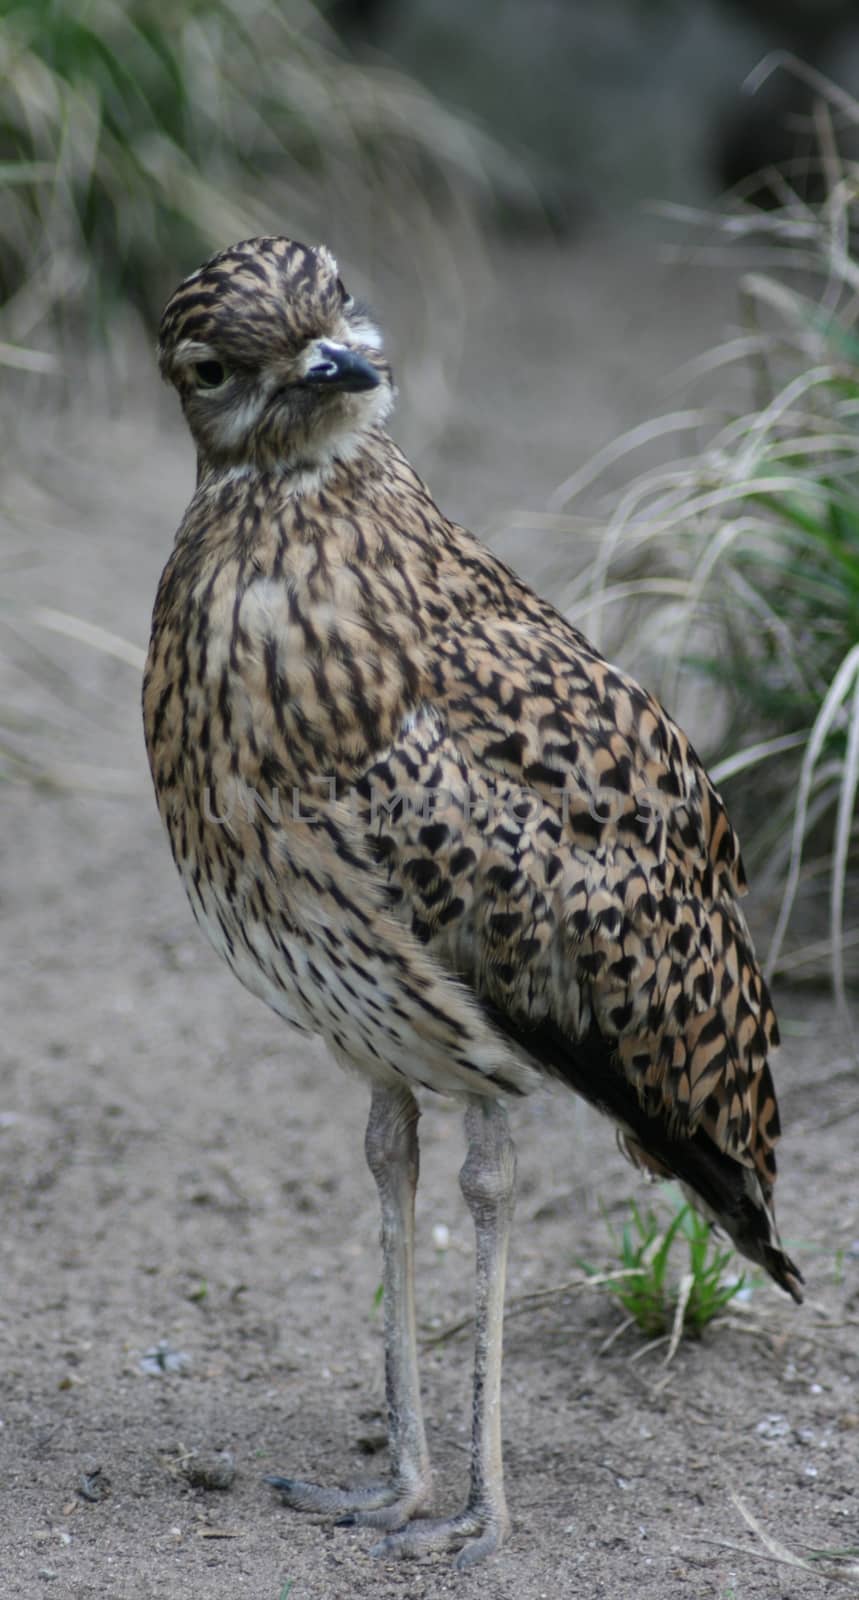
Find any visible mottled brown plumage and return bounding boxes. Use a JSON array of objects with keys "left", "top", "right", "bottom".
[{"left": 144, "top": 236, "right": 802, "bottom": 1567}]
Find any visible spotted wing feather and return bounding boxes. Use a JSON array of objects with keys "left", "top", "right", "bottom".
[{"left": 355, "top": 618, "right": 800, "bottom": 1300}]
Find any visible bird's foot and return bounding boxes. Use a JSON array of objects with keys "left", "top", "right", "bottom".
[
  {"left": 266, "top": 1473, "right": 430, "bottom": 1531},
  {"left": 267, "top": 1475, "right": 507, "bottom": 1564},
  {"left": 370, "top": 1501, "right": 510, "bottom": 1570}
]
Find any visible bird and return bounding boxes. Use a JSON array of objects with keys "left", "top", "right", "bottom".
[{"left": 143, "top": 235, "right": 803, "bottom": 1569}]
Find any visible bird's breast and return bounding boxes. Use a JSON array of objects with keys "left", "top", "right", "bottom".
[{"left": 143, "top": 524, "right": 429, "bottom": 970}]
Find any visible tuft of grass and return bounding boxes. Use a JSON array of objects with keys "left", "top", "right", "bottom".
[
  {"left": 557, "top": 63, "right": 859, "bottom": 1013},
  {"left": 585, "top": 1186, "right": 746, "bottom": 1342}
]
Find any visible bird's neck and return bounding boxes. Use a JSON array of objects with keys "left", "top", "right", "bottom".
[{"left": 195, "top": 422, "right": 392, "bottom": 498}]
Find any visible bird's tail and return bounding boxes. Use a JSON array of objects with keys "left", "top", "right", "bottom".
[
  {"left": 496, "top": 1012, "right": 804, "bottom": 1304},
  {"left": 621, "top": 1131, "right": 804, "bottom": 1304}
]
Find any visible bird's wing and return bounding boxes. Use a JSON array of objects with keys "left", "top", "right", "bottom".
[{"left": 356, "top": 614, "right": 782, "bottom": 1199}]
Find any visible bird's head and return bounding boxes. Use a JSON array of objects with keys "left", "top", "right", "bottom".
[{"left": 158, "top": 236, "right": 393, "bottom": 481}]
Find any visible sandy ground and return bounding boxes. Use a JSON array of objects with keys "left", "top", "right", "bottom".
[{"left": 2, "top": 227, "right": 858, "bottom": 1599}]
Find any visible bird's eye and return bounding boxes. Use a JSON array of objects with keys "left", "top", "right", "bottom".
[{"left": 193, "top": 359, "right": 228, "bottom": 389}]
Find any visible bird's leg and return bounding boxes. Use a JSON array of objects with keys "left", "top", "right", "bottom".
[
  {"left": 268, "top": 1082, "right": 433, "bottom": 1527},
  {"left": 372, "top": 1095, "right": 517, "bottom": 1568},
  {"left": 354, "top": 1081, "right": 434, "bottom": 1522}
]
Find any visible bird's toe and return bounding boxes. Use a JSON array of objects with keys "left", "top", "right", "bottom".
[
  {"left": 370, "top": 1505, "right": 508, "bottom": 1567},
  {"left": 266, "top": 1472, "right": 430, "bottom": 1524}
]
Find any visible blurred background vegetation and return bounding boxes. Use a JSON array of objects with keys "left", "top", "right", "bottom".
[{"left": 1, "top": 0, "right": 857, "bottom": 1007}]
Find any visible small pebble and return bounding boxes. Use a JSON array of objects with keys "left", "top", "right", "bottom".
[
  {"left": 140, "top": 1341, "right": 192, "bottom": 1376},
  {"left": 756, "top": 1414, "right": 790, "bottom": 1441},
  {"left": 181, "top": 1449, "right": 236, "bottom": 1490},
  {"left": 78, "top": 1465, "right": 110, "bottom": 1503},
  {"left": 357, "top": 1432, "right": 387, "bottom": 1455}
]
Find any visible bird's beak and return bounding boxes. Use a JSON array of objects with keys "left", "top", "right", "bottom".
[{"left": 300, "top": 341, "right": 380, "bottom": 393}]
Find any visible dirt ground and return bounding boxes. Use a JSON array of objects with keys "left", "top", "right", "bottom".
[{"left": 2, "top": 227, "right": 858, "bottom": 1600}]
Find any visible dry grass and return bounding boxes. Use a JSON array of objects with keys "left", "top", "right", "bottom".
[
  {"left": 694, "top": 1490, "right": 859, "bottom": 1588},
  {"left": 555, "top": 59, "right": 859, "bottom": 1015},
  {"left": 0, "top": 0, "right": 520, "bottom": 380},
  {"left": 0, "top": 0, "right": 523, "bottom": 786}
]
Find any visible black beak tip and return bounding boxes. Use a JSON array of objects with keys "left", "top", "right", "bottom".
[{"left": 304, "top": 345, "right": 380, "bottom": 393}]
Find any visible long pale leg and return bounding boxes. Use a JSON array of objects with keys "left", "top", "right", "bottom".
[
  {"left": 372, "top": 1095, "right": 517, "bottom": 1568},
  {"left": 268, "top": 1082, "right": 433, "bottom": 1526}
]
